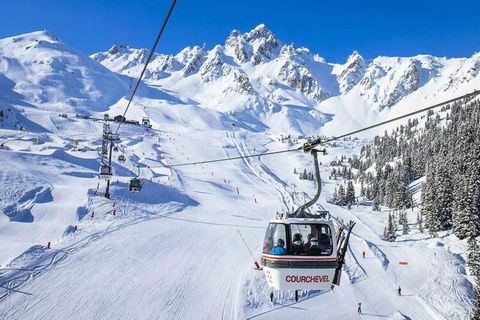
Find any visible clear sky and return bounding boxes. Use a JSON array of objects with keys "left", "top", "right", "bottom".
[{"left": 2, "top": 0, "right": 479, "bottom": 63}]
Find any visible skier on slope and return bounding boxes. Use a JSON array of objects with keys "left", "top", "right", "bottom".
[
  {"left": 397, "top": 285, "right": 402, "bottom": 296},
  {"left": 362, "top": 251, "right": 365, "bottom": 259},
  {"left": 357, "top": 302, "right": 362, "bottom": 314}
]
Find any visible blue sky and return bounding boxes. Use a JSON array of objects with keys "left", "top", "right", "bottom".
[{"left": 1, "top": 0, "right": 479, "bottom": 63}]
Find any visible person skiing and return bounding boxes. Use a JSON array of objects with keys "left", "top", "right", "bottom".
[
  {"left": 357, "top": 302, "right": 362, "bottom": 314},
  {"left": 362, "top": 251, "right": 365, "bottom": 259},
  {"left": 397, "top": 285, "right": 402, "bottom": 296}
]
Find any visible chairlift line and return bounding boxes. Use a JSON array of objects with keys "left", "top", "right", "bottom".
[{"left": 113, "top": 0, "right": 177, "bottom": 136}]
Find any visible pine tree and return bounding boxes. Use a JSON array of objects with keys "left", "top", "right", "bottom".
[
  {"left": 401, "top": 211, "right": 410, "bottom": 235},
  {"left": 472, "top": 292, "right": 480, "bottom": 320},
  {"left": 417, "top": 212, "right": 424, "bottom": 233},
  {"left": 360, "top": 182, "right": 366, "bottom": 197},
  {"left": 468, "top": 237, "right": 480, "bottom": 278},
  {"left": 387, "top": 213, "right": 397, "bottom": 242},
  {"left": 432, "top": 157, "right": 453, "bottom": 230},
  {"left": 391, "top": 212, "right": 398, "bottom": 235},
  {"left": 422, "top": 164, "right": 440, "bottom": 236},
  {"left": 332, "top": 188, "right": 338, "bottom": 204},
  {"left": 346, "top": 181, "right": 356, "bottom": 207},
  {"left": 337, "top": 184, "right": 346, "bottom": 206},
  {"left": 453, "top": 147, "right": 480, "bottom": 239},
  {"left": 469, "top": 237, "right": 480, "bottom": 320}
]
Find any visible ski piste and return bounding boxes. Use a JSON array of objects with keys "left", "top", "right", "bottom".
[{"left": 0, "top": 25, "right": 478, "bottom": 319}]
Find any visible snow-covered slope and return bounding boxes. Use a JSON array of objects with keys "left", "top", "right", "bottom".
[
  {"left": 0, "top": 30, "right": 127, "bottom": 117},
  {"left": 0, "top": 26, "right": 478, "bottom": 320},
  {"left": 0, "top": 130, "right": 473, "bottom": 319}
]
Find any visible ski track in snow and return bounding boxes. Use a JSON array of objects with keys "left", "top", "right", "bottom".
[
  {"left": 0, "top": 27, "right": 478, "bottom": 319},
  {"left": 0, "top": 120, "right": 474, "bottom": 319}
]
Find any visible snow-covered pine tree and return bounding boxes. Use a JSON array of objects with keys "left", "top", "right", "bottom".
[
  {"left": 470, "top": 236, "right": 480, "bottom": 320},
  {"left": 387, "top": 213, "right": 397, "bottom": 242},
  {"left": 346, "top": 181, "right": 356, "bottom": 207},
  {"left": 472, "top": 292, "right": 480, "bottom": 320},
  {"left": 417, "top": 212, "right": 424, "bottom": 233},
  {"left": 391, "top": 211, "right": 398, "bottom": 234},
  {"left": 332, "top": 188, "right": 338, "bottom": 204},
  {"left": 401, "top": 211, "right": 410, "bottom": 235},
  {"left": 422, "top": 164, "right": 440, "bottom": 236},
  {"left": 432, "top": 156, "right": 453, "bottom": 230},
  {"left": 468, "top": 237, "right": 480, "bottom": 278},
  {"left": 337, "top": 184, "right": 346, "bottom": 206}
]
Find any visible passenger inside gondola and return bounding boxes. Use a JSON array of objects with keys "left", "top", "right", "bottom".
[
  {"left": 306, "top": 236, "right": 321, "bottom": 255},
  {"left": 319, "top": 233, "right": 331, "bottom": 253},
  {"left": 263, "top": 236, "right": 273, "bottom": 254},
  {"left": 290, "top": 224, "right": 333, "bottom": 256},
  {"left": 263, "top": 223, "right": 287, "bottom": 255},
  {"left": 291, "top": 233, "right": 305, "bottom": 255},
  {"left": 269, "top": 239, "right": 286, "bottom": 255}
]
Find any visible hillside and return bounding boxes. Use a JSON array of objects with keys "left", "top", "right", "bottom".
[{"left": 0, "top": 27, "right": 478, "bottom": 319}]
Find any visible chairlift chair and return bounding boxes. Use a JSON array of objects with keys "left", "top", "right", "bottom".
[{"left": 261, "top": 144, "right": 355, "bottom": 299}]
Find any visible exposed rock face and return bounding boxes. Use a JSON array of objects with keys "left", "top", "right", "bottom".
[
  {"left": 337, "top": 51, "right": 367, "bottom": 94},
  {"left": 200, "top": 46, "right": 254, "bottom": 94},
  {"left": 181, "top": 46, "right": 207, "bottom": 77},
  {"left": 278, "top": 60, "right": 329, "bottom": 101}
]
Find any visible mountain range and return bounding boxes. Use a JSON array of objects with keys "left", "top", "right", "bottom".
[{"left": 1, "top": 24, "right": 479, "bottom": 135}]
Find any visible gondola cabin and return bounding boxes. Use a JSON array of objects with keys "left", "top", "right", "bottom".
[
  {"left": 129, "top": 177, "right": 142, "bottom": 192},
  {"left": 261, "top": 218, "right": 337, "bottom": 290},
  {"left": 98, "top": 164, "right": 112, "bottom": 180}
]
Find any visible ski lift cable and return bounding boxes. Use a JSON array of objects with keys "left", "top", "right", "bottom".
[
  {"left": 147, "top": 90, "right": 480, "bottom": 169},
  {"left": 307, "top": 89, "right": 480, "bottom": 149},
  {"left": 113, "top": 0, "right": 177, "bottom": 136}
]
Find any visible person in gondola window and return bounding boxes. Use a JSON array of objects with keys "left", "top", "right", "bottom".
[
  {"left": 263, "top": 236, "right": 273, "bottom": 254},
  {"left": 291, "top": 233, "right": 305, "bottom": 255},
  {"left": 269, "top": 239, "right": 286, "bottom": 255},
  {"left": 319, "top": 234, "right": 330, "bottom": 253}
]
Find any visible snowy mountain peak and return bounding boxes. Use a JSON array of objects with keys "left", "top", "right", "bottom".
[
  {"left": 85, "top": 25, "right": 480, "bottom": 121},
  {"left": 0, "top": 30, "right": 126, "bottom": 115},
  {"left": 244, "top": 24, "right": 275, "bottom": 42},
  {"left": 279, "top": 44, "right": 298, "bottom": 59},
  {"left": 14, "top": 30, "right": 60, "bottom": 43},
  {"left": 243, "top": 24, "right": 280, "bottom": 65},
  {"left": 225, "top": 29, "right": 251, "bottom": 63},
  {"left": 199, "top": 45, "right": 254, "bottom": 95},
  {"left": 106, "top": 43, "right": 131, "bottom": 55},
  {"left": 179, "top": 45, "right": 207, "bottom": 77},
  {"left": 336, "top": 50, "right": 368, "bottom": 94},
  {"left": 348, "top": 50, "right": 363, "bottom": 62}
]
